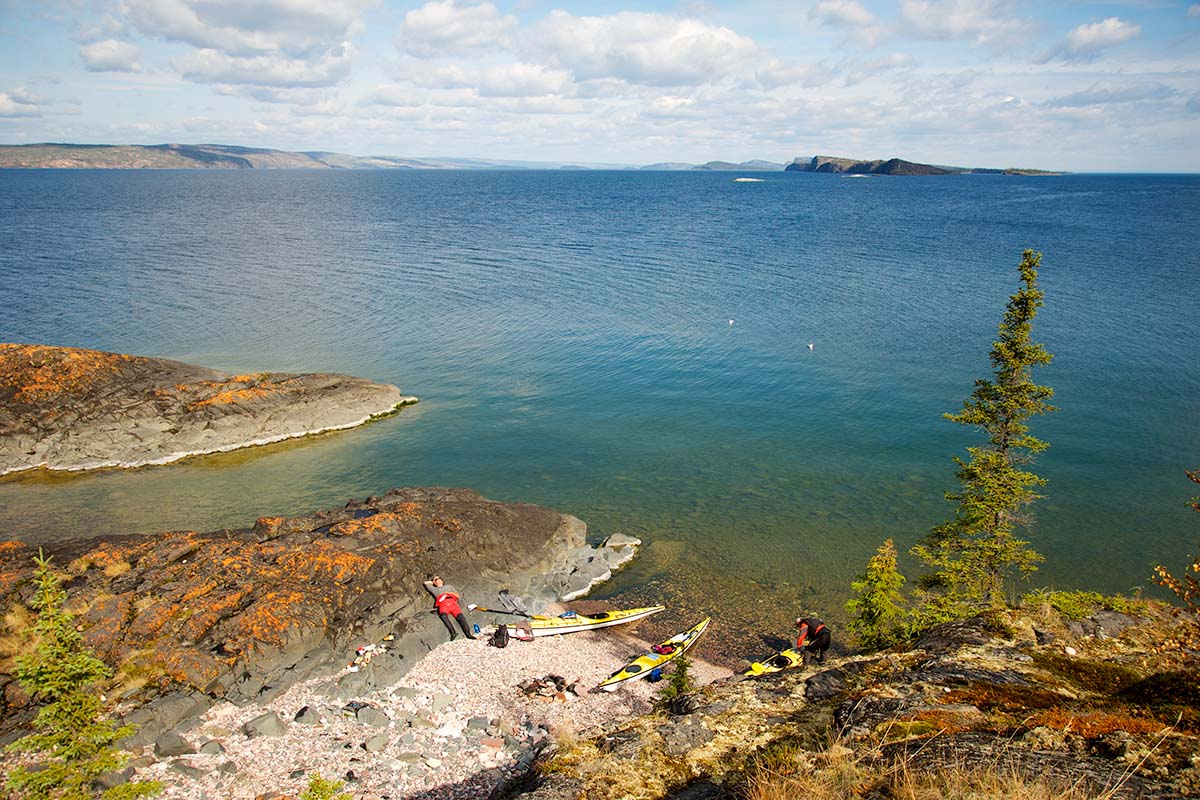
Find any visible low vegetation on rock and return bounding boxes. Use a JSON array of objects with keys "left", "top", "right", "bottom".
[{"left": 4, "top": 551, "right": 161, "bottom": 800}]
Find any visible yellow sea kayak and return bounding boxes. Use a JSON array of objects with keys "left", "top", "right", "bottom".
[
  {"left": 529, "top": 606, "right": 666, "bottom": 637},
  {"left": 596, "top": 617, "right": 711, "bottom": 691},
  {"left": 743, "top": 647, "right": 804, "bottom": 676}
]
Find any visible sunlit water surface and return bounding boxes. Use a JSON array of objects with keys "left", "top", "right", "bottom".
[{"left": 1, "top": 169, "right": 1197, "bottom": 659}]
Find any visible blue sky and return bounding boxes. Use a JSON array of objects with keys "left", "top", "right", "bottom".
[{"left": 1, "top": 1, "right": 1198, "bottom": 170}]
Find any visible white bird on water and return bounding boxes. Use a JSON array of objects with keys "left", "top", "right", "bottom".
[
  {"left": 808, "top": 343, "right": 814, "bottom": 351},
  {"left": 728, "top": 319, "right": 734, "bottom": 326}
]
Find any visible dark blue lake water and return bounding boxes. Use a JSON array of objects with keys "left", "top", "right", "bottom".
[{"left": 1, "top": 168, "right": 1197, "bottom": 653}]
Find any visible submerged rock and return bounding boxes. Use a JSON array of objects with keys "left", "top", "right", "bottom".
[{"left": 0, "top": 343, "right": 416, "bottom": 475}]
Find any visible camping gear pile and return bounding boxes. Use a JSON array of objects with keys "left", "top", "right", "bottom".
[{"left": 517, "top": 674, "right": 581, "bottom": 702}]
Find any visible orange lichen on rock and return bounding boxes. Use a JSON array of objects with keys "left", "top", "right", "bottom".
[
  {"left": 327, "top": 507, "right": 423, "bottom": 537},
  {"left": 276, "top": 541, "right": 374, "bottom": 584},
  {"left": 1028, "top": 708, "right": 1164, "bottom": 737},
  {"left": 235, "top": 590, "right": 317, "bottom": 646},
  {"left": 0, "top": 343, "right": 131, "bottom": 403}
]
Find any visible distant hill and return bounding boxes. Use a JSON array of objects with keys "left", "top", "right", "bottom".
[
  {"left": 785, "top": 154, "right": 1062, "bottom": 176},
  {"left": 0, "top": 144, "right": 1059, "bottom": 174},
  {"left": 0, "top": 143, "right": 637, "bottom": 171}
]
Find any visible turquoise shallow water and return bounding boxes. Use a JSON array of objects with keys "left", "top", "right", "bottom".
[{"left": 1, "top": 169, "right": 1197, "bottom": 657}]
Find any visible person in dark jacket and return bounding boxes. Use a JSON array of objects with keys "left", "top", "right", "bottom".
[
  {"left": 423, "top": 575, "right": 477, "bottom": 640},
  {"left": 795, "top": 616, "right": 831, "bottom": 666}
]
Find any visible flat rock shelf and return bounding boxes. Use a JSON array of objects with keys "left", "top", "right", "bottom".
[{"left": 0, "top": 343, "right": 415, "bottom": 475}]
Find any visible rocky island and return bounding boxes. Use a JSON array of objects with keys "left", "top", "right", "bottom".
[
  {"left": 0, "top": 344, "right": 416, "bottom": 475},
  {"left": 785, "top": 155, "right": 1064, "bottom": 175}
]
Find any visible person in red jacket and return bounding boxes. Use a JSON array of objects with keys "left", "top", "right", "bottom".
[
  {"left": 424, "top": 575, "right": 477, "bottom": 641},
  {"left": 795, "top": 616, "right": 831, "bottom": 666}
]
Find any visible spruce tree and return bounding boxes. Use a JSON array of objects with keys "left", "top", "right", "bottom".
[
  {"left": 912, "top": 250, "right": 1055, "bottom": 622},
  {"left": 846, "top": 539, "right": 909, "bottom": 651},
  {"left": 6, "top": 551, "right": 161, "bottom": 800}
]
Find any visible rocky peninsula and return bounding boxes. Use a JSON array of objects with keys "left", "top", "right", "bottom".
[
  {"left": 0, "top": 344, "right": 415, "bottom": 475},
  {"left": 0, "top": 488, "right": 638, "bottom": 739}
]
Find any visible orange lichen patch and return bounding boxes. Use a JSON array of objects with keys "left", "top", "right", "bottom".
[
  {"left": 0, "top": 541, "right": 24, "bottom": 555},
  {"left": 432, "top": 517, "right": 463, "bottom": 533},
  {"left": 327, "top": 508, "right": 422, "bottom": 537},
  {"left": 254, "top": 516, "right": 286, "bottom": 536},
  {"left": 233, "top": 590, "right": 316, "bottom": 646},
  {"left": 944, "top": 683, "right": 1065, "bottom": 713},
  {"left": 183, "top": 374, "right": 294, "bottom": 411},
  {"left": 125, "top": 598, "right": 179, "bottom": 640},
  {"left": 275, "top": 542, "right": 374, "bottom": 584},
  {"left": 1028, "top": 708, "right": 1164, "bottom": 738},
  {"left": 178, "top": 586, "right": 251, "bottom": 644},
  {"left": 0, "top": 343, "right": 132, "bottom": 403},
  {"left": 158, "top": 648, "right": 225, "bottom": 687}
]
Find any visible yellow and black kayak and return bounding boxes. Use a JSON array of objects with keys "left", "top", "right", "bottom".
[
  {"left": 596, "top": 617, "right": 711, "bottom": 691},
  {"left": 529, "top": 606, "right": 666, "bottom": 637},
  {"left": 743, "top": 647, "right": 804, "bottom": 676}
]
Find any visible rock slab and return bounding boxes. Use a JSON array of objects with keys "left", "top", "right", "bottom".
[{"left": 0, "top": 343, "right": 416, "bottom": 475}]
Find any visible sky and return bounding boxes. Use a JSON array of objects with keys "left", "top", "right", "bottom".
[{"left": 1, "top": 0, "right": 1198, "bottom": 171}]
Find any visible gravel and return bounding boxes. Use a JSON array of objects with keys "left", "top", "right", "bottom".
[{"left": 140, "top": 622, "right": 731, "bottom": 800}]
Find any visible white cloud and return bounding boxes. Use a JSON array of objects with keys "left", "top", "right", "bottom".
[
  {"left": 123, "top": 0, "right": 374, "bottom": 56},
  {"left": 899, "top": 0, "right": 1034, "bottom": 47},
  {"left": 78, "top": 14, "right": 132, "bottom": 44},
  {"left": 80, "top": 39, "right": 143, "bottom": 72},
  {"left": 173, "top": 45, "right": 354, "bottom": 87},
  {"left": 397, "top": 0, "right": 517, "bottom": 57},
  {"left": 530, "top": 10, "right": 758, "bottom": 86},
  {"left": 0, "top": 91, "right": 42, "bottom": 118},
  {"left": 755, "top": 58, "right": 835, "bottom": 90},
  {"left": 811, "top": 0, "right": 877, "bottom": 28},
  {"left": 1046, "top": 82, "right": 1177, "bottom": 108},
  {"left": 1189, "top": 5, "right": 1200, "bottom": 19},
  {"left": 1039, "top": 17, "right": 1141, "bottom": 63},
  {"left": 810, "top": 0, "right": 886, "bottom": 46},
  {"left": 408, "top": 62, "right": 572, "bottom": 97},
  {"left": 841, "top": 52, "right": 914, "bottom": 86}
]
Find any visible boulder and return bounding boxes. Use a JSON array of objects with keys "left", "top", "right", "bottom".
[
  {"left": 153, "top": 731, "right": 196, "bottom": 758},
  {"left": 242, "top": 712, "right": 286, "bottom": 738}
]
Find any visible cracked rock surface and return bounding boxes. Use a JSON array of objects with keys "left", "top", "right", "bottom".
[{"left": 0, "top": 343, "right": 413, "bottom": 474}]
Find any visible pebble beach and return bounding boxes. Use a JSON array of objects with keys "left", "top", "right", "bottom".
[{"left": 141, "top": 621, "right": 732, "bottom": 800}]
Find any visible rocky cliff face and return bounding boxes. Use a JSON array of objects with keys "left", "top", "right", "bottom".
[
  {"left": 0, "top": 488, "right": 633, "bottom": 745},
  {"left": 0, "top": 344, "right": 414, "bottom": 474},
  {"left": 508, "top": 606, "right": 1200, "bottom": 800}
]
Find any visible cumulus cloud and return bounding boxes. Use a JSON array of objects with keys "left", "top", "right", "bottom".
[
  {"left": 173, "top": 45, "right": 354, "bottom": 87},
  {"left": 1038, "top": 17, "right": 1141, "bottom": 63},
  {"left": 530, "top": 10, "right": 758, "bottom": 86},
  {"left": 123, "top": 0, "right": 374, "bottom": 57},
  {"left": 80, "top": 40, "right": 142, "bottom": 72},
  {"left": 811, "top": 0, "right": 877, "bottom": 27},
  {"left": 755, "top": 58, "right": 835, "bottom": 90},
  {"left": 810, "top": 0, "right": 886, "bottom": 46},
  {"left": 408, "top": 62, "right": 572, "bottom": 97},
  {"left": 1046, "top": 82, "right": 1177, "bottom": 108},
  {"left": 841, "top": 52, "right": 914, "bottom": 86},
  {"left": 397, "top": 0, "right": 517, "bottom": 57},
  {"left": 0, "top": 90, "right": 42, "bottom": 118},
  {"left": 899, "top": 0, "right": 1034, "bottom": 47}
]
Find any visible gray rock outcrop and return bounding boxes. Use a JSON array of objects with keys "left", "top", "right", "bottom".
[{"left": 0, "top": 343, "right": 416, "bottom": 475}]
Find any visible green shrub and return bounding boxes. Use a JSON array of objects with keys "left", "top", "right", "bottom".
[
  {"left": 300, "top": 773, "right": 351, "bottom": 800},
  {"left": 5, "top": 551, "right": 161, "bottom": 800},
  {"left": 1020, "top": 589, "right": 1145, "bottom": 621},
  {"left": 656, "top": 653, "right": 696, "bottom": 707},
  {"left": 845, "top": 539, "right": 910, "bottom": 651}
]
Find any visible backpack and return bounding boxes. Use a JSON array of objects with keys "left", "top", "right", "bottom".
[{"left": 489, "top": 624, "right": 510, "bottom": 649}]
